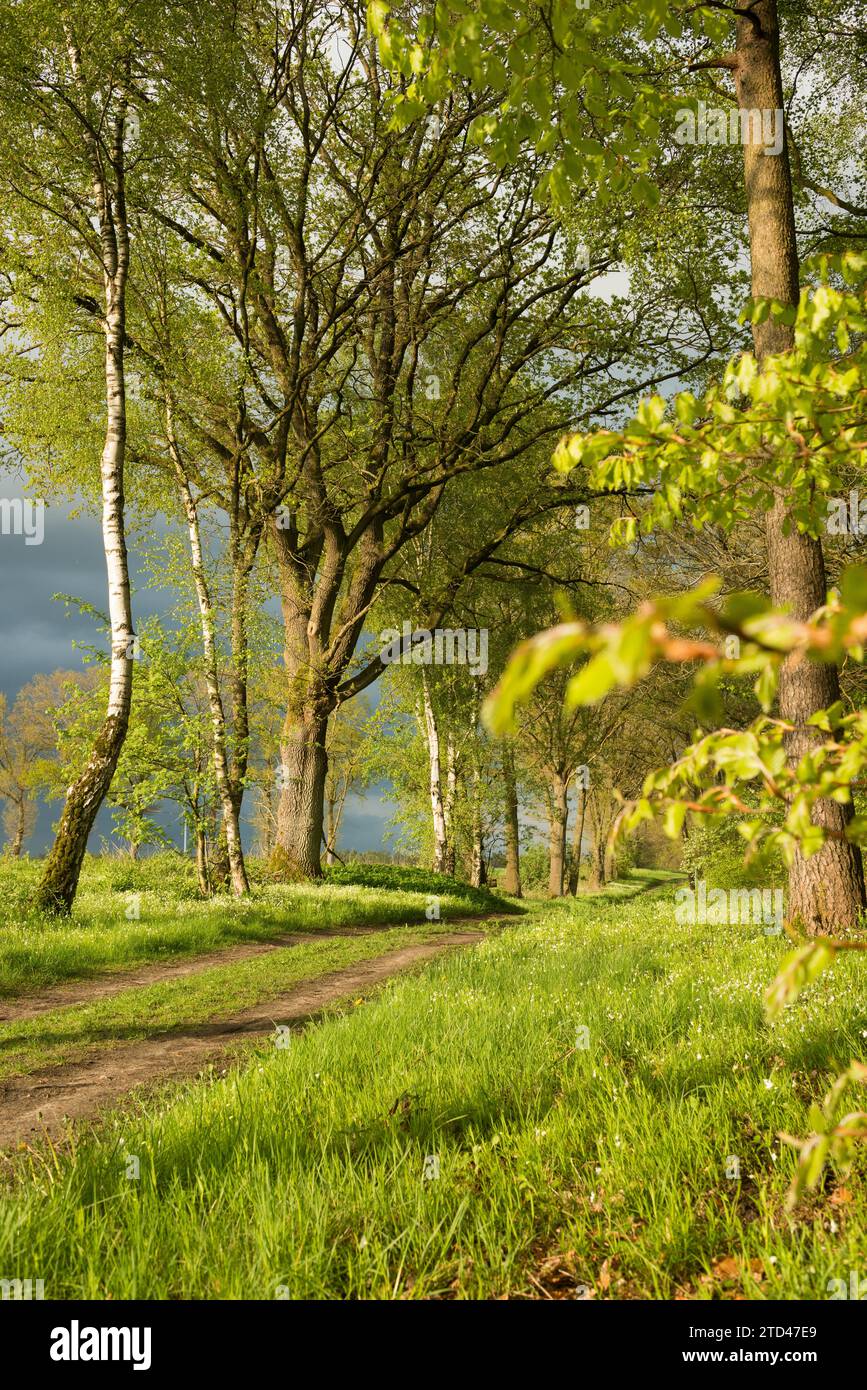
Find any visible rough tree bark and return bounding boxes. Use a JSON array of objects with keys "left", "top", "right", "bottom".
[
  {"left": 444, "top": 735, "right": 457, "bottom": 877},
  {"left": 271, "top": 520, "right": 340, "bottom": 878},
  {"left": 470, "top": 818, "right": 487, "bottom": 887},
  {"left": 589, "top": 834, "right": 607, "bottom": 890},
  {"left": 587, "top": 788, "right": 610, "bottom": 890},
  {"left": 568, "top": 782, "right": 587, "bottom": 896},
  {"left": 469, "top": 700, "right": 486, "bottom": 888},
  {"left": 547, "top": 771, "right": 569, "bottom": 897},
  {"left": 274, "top": 702, "right": 331, "bottom": 879},
  {"left": 500, "top": 743, "right": 522, "bottom": 896},
  {"left": 10, "top": 799, "right": 26, "bottom": 858},
  {"left": 227, "top": 514, "right": 259, "bottom": 837},
  {"left": 195, "top": 826, "right": 209, "bottom": 896},
  {"left": 734, "top": 0, "right": 864, "bottom": 932},
  {"left": 470, "top": 783, "right": 487, "bottom": 888}
]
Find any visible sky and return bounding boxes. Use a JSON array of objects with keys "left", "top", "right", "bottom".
[{"left": 0, "top": 465, "right": 396, "bottom": 857}]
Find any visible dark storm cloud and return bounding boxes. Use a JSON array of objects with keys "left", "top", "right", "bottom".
[
  {"left": 0, "top": 527, "right": 105, "bottom": 695},
  {"left": 338, "top": 790, "right": 398, "bottom": 854},
  {"left": 0, "top": 472, "right": 180, "bottom": 699}
]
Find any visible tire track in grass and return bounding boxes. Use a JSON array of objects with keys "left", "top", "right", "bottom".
[
  {"left": 0, "top": 912, "right": 504, "bottom": 1025},
  {"left": 0, "top": 930, "right": 487, "bottom": 1149}
]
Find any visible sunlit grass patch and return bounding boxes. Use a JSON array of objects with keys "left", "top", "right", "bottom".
[
  {"left": 3, "top": 887, "right": 866, "bottom": 1299},
  {"left": 0, "top": 854, "right": 514, "bottom": 997}
]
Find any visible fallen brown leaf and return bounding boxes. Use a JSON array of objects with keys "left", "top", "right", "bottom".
[{"left": 830, "top": 1187, "right": 852, "bottom": 1206}]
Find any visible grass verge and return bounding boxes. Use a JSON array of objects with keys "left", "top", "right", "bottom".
[
  {"left": 0, "top": 856, "right": 514, "bottom": 998},
  {"left": 0, "top": 921, "right": 490, "bottom": 1080},
  {"left": 3, "top": 887, "right": 866, "bottom": 1299}
]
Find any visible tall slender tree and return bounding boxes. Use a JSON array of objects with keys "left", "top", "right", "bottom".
[
  {"left": 0, "top": 3, "right": 144, "bottom": 911},
  {"left": 729, "top": 0, "right": 863, "bottom": 927}
]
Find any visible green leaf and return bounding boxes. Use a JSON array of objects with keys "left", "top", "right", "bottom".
[
  {"left": 567, "top": 654, "right": 618, "bottom": 706},
  {"left": 663, "top": 801, "right": 687, "bottom": 838},
  {"left": 765, "top": 941, "right": 836, "bottom": 1021}
]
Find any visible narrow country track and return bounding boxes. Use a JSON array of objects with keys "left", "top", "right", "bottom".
[
  {"left": 0, "top": 929, "right": 489, "bottom": 1150},
  {"left": 0, "top": 911, "right": 504, "bottom": 1025}
]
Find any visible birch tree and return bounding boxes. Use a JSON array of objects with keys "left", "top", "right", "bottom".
[{"left": 0, "top": 0, "right": 147, "bottom": 911}]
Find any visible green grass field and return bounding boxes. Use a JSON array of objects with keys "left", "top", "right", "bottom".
[
  {"left": 0, "top": 922, "right": 486, "bottom": 1080},
  {"left": 1, "top": 867, "right": 866, "bottom": 1300},
  {"left": 0, "top": 855, "right": 508, "bottom": 997}
]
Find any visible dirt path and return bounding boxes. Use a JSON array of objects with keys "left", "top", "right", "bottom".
[
  {"left": 0, "top": 931, "right": 483, "bottom": 1150},
  {"left": 0, "top": 912, "right": 502, "bottom": 1025}
]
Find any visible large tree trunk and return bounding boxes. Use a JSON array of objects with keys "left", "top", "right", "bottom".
[
  {"left": 734, "top": 0, "right": 864, "bottom": 932},
  {"left": 34, "top": 99, "right": 133, "bottom": 915},
  {"left": 275, "top": 705, "right": 330, "bottom": 878},
  {"left": 587, "top": 789, "right": 608, "bottom": 890},
  {"left": 568, "top": 783, "right": 587, "bottom": 896},
  {"left": 470, "top": 795, "right": 486, "bottom": 887},
  {"left": 169, "top": 408, "right": 249, "bottom": 897},
  {"left": 271, "top": 518, "right": 349, "bottom": 880},
  {"left": 228, "top": 520, "right": 260, "bottom": 829},
  {"left": 209, "top": 824, "right": 230, "bottom": 891},
  {"left": 589, "top": 832, "right": 607, "bottom": 891},
  {"left": 444, "top": 734, "right": 457, "bottom": 876},
  {"left": 420, "top": 673, "right": 449, "bottom": 873},
  {"left": 547, "top": 772, "right": 568, "bottom": 897},
  {"left": 500, "top": 743, "right": 522, "bottom": 896}
]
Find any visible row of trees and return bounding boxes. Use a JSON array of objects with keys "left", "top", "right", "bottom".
[
  {"left": 0, "top": 0, "right": 734, "bottom": 911},
  {"left": 0, "top": 537, "right": 669, "bottom": 898},
  {"left": 375, "top": 0, "right": 867, "bottom": 934},
  {"left": 3, "top": 0, "right": 864, "bottom": 933}
]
